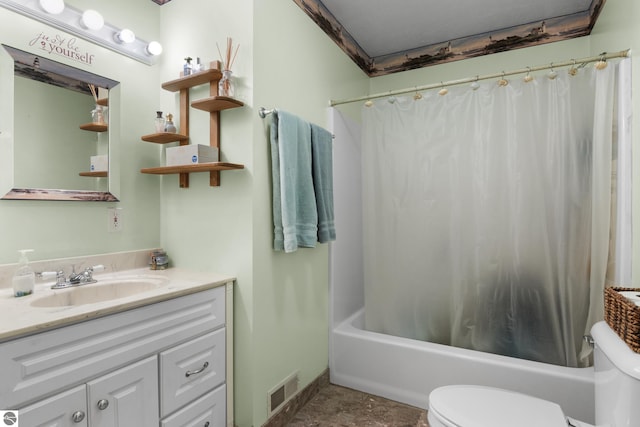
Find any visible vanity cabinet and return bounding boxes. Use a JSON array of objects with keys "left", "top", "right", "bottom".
[
  {"left": 0, "top": 284, "right": 233, "bottom": 427},
  {"left": 21, "top": 356, "right": 159, "bottom": 427},
  {"left": 140, "top": 63, "right": 244, "bottom": 188}
]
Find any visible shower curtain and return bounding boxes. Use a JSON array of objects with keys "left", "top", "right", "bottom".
[{"left": 361, "top": 59, "right": 631, "bottom": 368}]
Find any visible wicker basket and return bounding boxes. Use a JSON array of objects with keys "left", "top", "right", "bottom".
[{"left": 604, "top": 287, "right": 640, "bottom": 353}]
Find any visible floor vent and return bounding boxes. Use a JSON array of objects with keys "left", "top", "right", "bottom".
[{"left": 268, "top": 371, "right": 299, "bottom": 416}]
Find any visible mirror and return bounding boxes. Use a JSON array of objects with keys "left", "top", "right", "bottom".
[{"left": 0, "top": 44, "right": 120, "bottom": 201}]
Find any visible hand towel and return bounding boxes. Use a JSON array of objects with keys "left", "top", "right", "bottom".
[
  {"left": 270, "top": 110, "right": 318, "bottom": 252},
  {"left": 311, "top": 123, "right": 336, "bottom": 243}
]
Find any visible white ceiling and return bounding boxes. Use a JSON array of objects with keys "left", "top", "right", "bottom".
[
  {"left": 320, "top": 0, "right": 593, "bottom": 57},
  {"left": 294, "top": 0, "right": 605, "bottom": 75}
]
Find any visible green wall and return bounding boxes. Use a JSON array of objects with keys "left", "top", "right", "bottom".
[
  {"left": 1, "top": 0, "right": 638, "bottom": 426},
  {"left": 0, "top": 1, "right": 162, "bottom": 263}
]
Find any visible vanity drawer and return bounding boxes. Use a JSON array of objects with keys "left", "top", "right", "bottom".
[
  {"left": 160, "top": 328, "right": 226, "bottom": 417},
  {"left": 161, "top": 386, "right": 226, "bottom": 427}
]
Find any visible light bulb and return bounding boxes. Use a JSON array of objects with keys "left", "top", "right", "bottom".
[
  {"left": 81, "top": 10, "right": 104, "bottom": 30},
  {"left": 146, "top": 41, "right": 163, "bottom": 56},
  {"left": 114, "top": 29, "right": 135, "bottom": 44},
  {"left": 39, "top": 0, "right": 64, "bottom": 14}
]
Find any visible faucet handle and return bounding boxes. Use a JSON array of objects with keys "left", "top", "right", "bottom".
[
  {"left": 38, "top": 270, "right": 65, "bottom": 281},
  {"left": 38, "top": 271, "right": 58, "bottom": 280},
  {"left": 91, "top": 264, "right": 105, "bottom": 273}
]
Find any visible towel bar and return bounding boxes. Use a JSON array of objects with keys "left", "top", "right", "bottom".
[{"left": 259, "top": 107, "right": 335, "bottom": 138}]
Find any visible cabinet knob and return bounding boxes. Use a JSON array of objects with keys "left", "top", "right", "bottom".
[
  {"left": 71, "top": 411, "right": 86, "bottom": 423},
  {"left": 97, "top": 399, "right": 110, "bottom": 410},
  {"left": 185, "top": 361, "right": 209, "bottom": 377}
]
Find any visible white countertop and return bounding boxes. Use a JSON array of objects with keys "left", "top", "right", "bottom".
[{"left": 0, "top": 267, "right": 235, "bottom": 342}]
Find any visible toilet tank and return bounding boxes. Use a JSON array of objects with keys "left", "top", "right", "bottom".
[{"left": 591, "top": 321, "right": 640, "bottom": 427}]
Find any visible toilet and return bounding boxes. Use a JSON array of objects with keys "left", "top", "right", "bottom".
[{"left": 427, "top": 321, "right": 640, "bottom": 427}]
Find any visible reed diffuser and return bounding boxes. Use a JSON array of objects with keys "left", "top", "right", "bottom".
[{"left": 216, "top": 37, "right": 239, "bottom": 97}]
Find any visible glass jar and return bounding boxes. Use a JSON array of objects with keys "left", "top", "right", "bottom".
[
  {"left": 218, "top": 69, "right": 235, "bottom": 97},
  {"left": 154, "top": 111, "right": 165, "bottom": 133},
  {"left": 91, "top": 105, "right": 106, "bottom": 124}
]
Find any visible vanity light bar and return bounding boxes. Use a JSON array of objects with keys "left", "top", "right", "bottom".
[{"left": 0, "top": 0, "right": 161, "bottom": 65}]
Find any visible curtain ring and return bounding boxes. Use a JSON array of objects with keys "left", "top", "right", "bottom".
[
  {"left": 413, "top": 86, "right": 423, "bottom": 100},
  {"left": 547, "top": 63, "right": 558, "bottom": 80},
  {"left": 595, "top": 54, "right": 608, "bottom": 70},
  {"left": 387, "top": 91, "right": 397, "bottom": 104},
  {"left": 568, "top": 59, "right": 578, "bottom": 76},
  {"left": 470, "top": 75, "right": 480, "bottom": 90},
  {"left": 497, "top": 72, "right": 508, "bottom": 87},
  {"left": 438, "top": 82, "right": 448, "bottom": 96},
  {"left": 523, "top": 66, "right": 534, "bottom": 83}
]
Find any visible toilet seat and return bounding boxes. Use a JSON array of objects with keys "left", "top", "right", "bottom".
[{"left": 428, "top": 385, "right": 568, "bottom": 427}]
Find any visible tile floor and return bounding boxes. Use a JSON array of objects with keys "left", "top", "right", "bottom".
[{"left": 285, "top": 384, "right": 430, "bottom": 426}]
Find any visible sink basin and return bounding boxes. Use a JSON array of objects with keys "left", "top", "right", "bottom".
[{"left": 30, "top": 276, "right": 170, "bottom": 308}]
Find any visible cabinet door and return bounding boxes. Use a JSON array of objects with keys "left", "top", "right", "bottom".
[
  {"left": 87, "top": 356, "right": 159, "bottom": 427},
  {"left": 19, "top": 384, "right": 88, "bottom": 427}
]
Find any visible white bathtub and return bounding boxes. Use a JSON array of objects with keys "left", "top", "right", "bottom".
[{"left": 330, "top": 308, "right": 596, "bottom": 424}]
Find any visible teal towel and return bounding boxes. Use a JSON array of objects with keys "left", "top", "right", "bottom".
[
  {"left": 311, "top": 124, "right": 336, "bottom": 243},
  {"left": 270, "top": 110, "right": 318, "bottom": 252}
]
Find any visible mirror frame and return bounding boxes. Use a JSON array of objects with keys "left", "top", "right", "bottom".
[{"left": 0, "top": 44, "right": 120, "bottom": 202}]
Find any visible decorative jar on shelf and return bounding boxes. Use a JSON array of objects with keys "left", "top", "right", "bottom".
[
  {"left": 154, "top": 111, "right": 165, "bottom": 133},
  {"left": 164, "top": 113, "right": 177, "bottom": 133},
  {"left": 218, "top": 69, "right": 235, "bottom": 97},
  {"left": 91, "top": 105, "right": 107, "bottom": 124}
]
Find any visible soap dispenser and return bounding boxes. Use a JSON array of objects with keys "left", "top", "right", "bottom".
[{"left": 12, "top": 249, "right": 35, "bottom": 297}]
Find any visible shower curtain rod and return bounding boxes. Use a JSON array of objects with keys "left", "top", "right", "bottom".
[{"left": 329, "top": 49, "right": 630, "bottom": 107}]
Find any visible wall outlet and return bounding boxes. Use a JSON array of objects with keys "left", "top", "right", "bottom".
[{"left": 108, "top": 207, "right": 123, "bottom": 232}]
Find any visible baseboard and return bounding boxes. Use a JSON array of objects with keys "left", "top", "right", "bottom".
[{"left": 261, "top": 368, "right": 330, "bottom": 427}]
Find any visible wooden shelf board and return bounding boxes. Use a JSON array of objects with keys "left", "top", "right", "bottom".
[
  {"left": 141, "top": 133, "right": 189, "bottom": 144},
  {"left": 140, "top": 162, "right": 244, "bottom": 175},
  {"left": 161, "top": 69, "right": 223, "bottom": 92},
  {"left": 79, "top": 171, "right": 108, "bottom": 177},
  {"left": 96, "top": 98, "right": 108, "bottom": 106},
  {"left": 80, "top": 123, "right": 108, "bottom": 132},
  {"left": 191, "top": 96, "right": 244, "bottom": 112}
]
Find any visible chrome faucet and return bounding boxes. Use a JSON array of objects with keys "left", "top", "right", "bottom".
[
  {"left": 38, "top": 265, "right": 104, "bottom": 289},
  {"left": 68, "top": 266, "right": 98, "bottom": 285}
]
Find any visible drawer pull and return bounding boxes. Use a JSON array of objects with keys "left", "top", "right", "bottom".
[
  {"left": 71, "top": 411, "right": 86, "bottom": 423},
  {"left": 185, "top": 361, "right": 209, "bottom": 377},
  {"left": 97, "top": 399, "right": 109, "bottom": 410}
]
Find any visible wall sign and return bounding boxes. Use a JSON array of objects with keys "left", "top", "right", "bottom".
[{"left": 29, "top": 31, "right": 95, "bottom": 66}]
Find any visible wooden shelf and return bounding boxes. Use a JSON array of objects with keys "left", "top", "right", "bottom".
[
  {"left": 191, "top": 96, "right": 244, "bottom": 112},
  {"left": 80, "top": 123, "right": 108, "bottom": 132},
  {"left": 145, "top": 62, "right": 244, "bottom": 188},
  {"left": 140, "top": 162, "right": 244, "bottom": 175},
  {"left": 79, "top": 171, "right": 108, "bottom": 177},
  {"left": 96, "top": 98, "right": 108, "bottom": 106},
  {"left": 141, "top": 133, "right": 190, "bottom": 144},
  {"left": 161, "top": 69, "right": 223, "bottom": 92}
]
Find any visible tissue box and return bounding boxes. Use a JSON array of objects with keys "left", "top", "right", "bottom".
[
  {"left": 90, "top": 155, "right": 108, "bottom": 172},
  {"left": 166, "top": 144, "right": 219, "bottom": 166}
]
